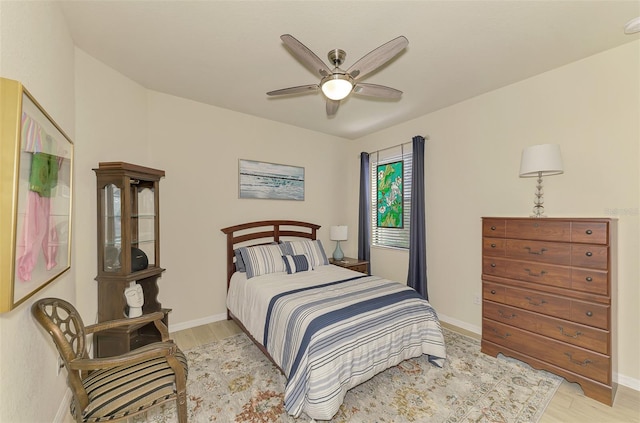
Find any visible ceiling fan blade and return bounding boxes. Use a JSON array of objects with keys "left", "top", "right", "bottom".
[
  {"left": 267, "top": 84, "right": 319, "bottom": 96},
  {"left": 326, "top": 99, "right": 340, "bottom": 116},
  {"left": 346, "top": 36, "right": 408, "bottom": 81},
  {"left": 353, "top": 83, "right": 402, "bottom": 99},
  {"left": 281, "top": 34, "right": 332, "bottom": 78}
]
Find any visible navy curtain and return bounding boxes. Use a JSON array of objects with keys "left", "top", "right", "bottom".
[
  {"left": 358, "top": 152, "right": 371, "bottom": 273},
  {"left": 407, "top": 136, "right": 427, "bottom": 298}
]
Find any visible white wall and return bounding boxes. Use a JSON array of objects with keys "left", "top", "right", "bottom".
[
  {"left": 73, "top": 49, "right": 150, "bottom": 323},
  {"left": 0, "top": 2, "right": 76, "bottom": 421},
  {"left": 146, "top": 92, "right": 348, "bottom": 325},
  {"left": 346, "top": 40, "right": 640, "bottom": 388}
]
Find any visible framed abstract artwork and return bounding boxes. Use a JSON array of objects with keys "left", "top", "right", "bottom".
[
  {"left": 239, "top": 159, "right": 304, "bottom": 201},
  {"left": 0, "top": 78, "right": 74, "bottom": 313},
  {"left": 376, "top": 160, "right": 403, "bottom": 228}
]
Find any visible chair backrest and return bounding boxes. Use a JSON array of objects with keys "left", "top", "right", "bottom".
[{"left": 32, "top": 298, "right": 90, "bottom": 412}]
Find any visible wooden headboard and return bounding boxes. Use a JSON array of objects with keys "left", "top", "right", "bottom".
[{"left": 220, "top": 220, "right": 321, "bottom": 290}]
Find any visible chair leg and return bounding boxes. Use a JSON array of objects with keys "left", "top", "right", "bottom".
[
  {"left": 166, "top": 349, "right": 188, "bottom": 422},
  {"left": 176, "top": 389, "right": 188, "bottom": 423}
]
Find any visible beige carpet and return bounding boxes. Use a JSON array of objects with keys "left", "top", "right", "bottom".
[{"left": 137, "top": 328, "right": 562, "bottom": 423}]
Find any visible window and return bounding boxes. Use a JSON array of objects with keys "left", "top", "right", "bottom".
[{"left": 370, "top": 144, "right": 412, "bottom": 249}]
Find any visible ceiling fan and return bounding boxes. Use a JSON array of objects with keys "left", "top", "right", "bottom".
[{"left": 267, "top": 34, "right": 409, "bottom": 116}]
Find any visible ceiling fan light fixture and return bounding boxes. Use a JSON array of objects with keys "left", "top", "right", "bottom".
[
  {"left": 624, "top": 17, "right": 640, "bottom": 34},
  {"left": 321, "top": 74, "right": 353, "bottom": 101}
]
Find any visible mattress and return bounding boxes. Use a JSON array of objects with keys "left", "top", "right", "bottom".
[{"left": 227, "top": 264, "right": 446, "bottom": 420}]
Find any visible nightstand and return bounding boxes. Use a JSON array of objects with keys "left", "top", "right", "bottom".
[{"left": 329, "top": 257, "right": 369, "bottom": 274}]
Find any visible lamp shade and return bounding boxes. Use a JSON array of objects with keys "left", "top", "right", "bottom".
[
  {"left": 321, "top": 76, "right": 353, "bottom": 100},
  {"left": 330, "top": 225, "right": 348, "bottom": 241},
  {"left": 519, "top": 144, "right": 564, "bottom": 177}
]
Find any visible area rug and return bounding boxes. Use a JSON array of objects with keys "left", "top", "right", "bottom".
[{"left": 135, "top": 328, "right": 562, "bottom": 423}]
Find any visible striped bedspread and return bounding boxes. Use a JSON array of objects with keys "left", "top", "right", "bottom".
[{"left": 261, "top": 272, "right": 446, "bottom": 420}]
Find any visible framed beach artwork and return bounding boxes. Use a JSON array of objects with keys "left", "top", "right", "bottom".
[
  {"left": 376, "top": 160, "right": 403, "bottom": 228},
  {"left": 239, "top": 159, "right": 305, "bottom": 201},
  {"left": 0, "top": 78, "right": 74, "bottom": 313}
]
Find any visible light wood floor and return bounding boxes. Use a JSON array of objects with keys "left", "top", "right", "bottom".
[{"left": 171, "top": 320, "right": 640, "bottom": 423}]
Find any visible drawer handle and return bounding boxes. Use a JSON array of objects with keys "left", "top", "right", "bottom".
[
  {"left": 490, "top": 243, "right": 497, "bottom": 248},
  {"left": 586, "top": 311, "right": 593, "bottom": 317},
  {"left": 498, "top": 310, "right": 517, "bottom": 319},
  {"left": 524, "top": 268, "right": 547, "bottom": 277},
  {"left": 586, "top": 276, "right": 593, "bottom": 282},
  {"left": 585, "top": 251, "right": 593, "bottom": 257},
  {"left": 524, "top": 246, "right": 547, "bottom": 255},
  {"left": 525, "top": 296, "right": 547, "bottom": 306},
  {"left": 490, "top": 263, "right": 497, "bottom": 268},
  {"left": 490, "top": 289, "right": 497, "bottom": 295},
  {"left": 586, "top": 229, "right": 593, "bottom": 235},
  {"left": 564, "top": 352, "right": 592, "bottom": 367},
  {"left": 491, "top": 327, "right": 511, "bottom": 340},
  {"left": 558, "top": 326, "right": 583, "bottom": 339},
  {"left": 491, "top": 226, "right": 496, "bottom": 231}
]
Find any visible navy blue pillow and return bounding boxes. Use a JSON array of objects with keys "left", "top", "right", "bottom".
[
  {"left": 234, "top": 249, "right": 246, "bottom": 272},
  {"left": 282, "top": 254, "right": 311, "bottom": 274}
]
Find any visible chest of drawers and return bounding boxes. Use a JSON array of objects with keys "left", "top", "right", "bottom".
[{"left": 481, "top": 217, "right": 616, "bottom": 405}]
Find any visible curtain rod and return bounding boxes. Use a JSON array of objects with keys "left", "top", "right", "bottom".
[{"left": 364, "top": 135, "right": 429, "bottom": 157}]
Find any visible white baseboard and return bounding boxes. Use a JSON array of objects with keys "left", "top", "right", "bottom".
[
  {"left": 54, "top": 389, "right": 72, "bottom": 423},
  {"left": 169, "top": 312, "right": 227, "bottom": 333},
  {"left": 615, "top": 372, "right": 640, "bottom": 392},
  {"left": 438, "top": 312, "right": 481, "bottom": 335}
]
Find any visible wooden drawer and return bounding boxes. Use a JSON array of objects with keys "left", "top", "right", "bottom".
[
  {"left": 505, "top": 219, "right": 571, "bottom": 242},
  {"left": 483, "top": 257, "right": 571, "bottom": 289},
  {"left": 571, "top": 268, "right": 608, "bottom": 295},
  {"left": 571, "top": 300, "right": 609, "bottom": 330},
  {"left": 483, "top": 301, "right": 609, "bottom": 354},
  {"left": 503, "top": 286, "right": 571, "bottom": 320},
  {"left": 571, "top": 222, "right": 608, "bottom": 245},
  {"left": 348, "top": 263, "right": 369, "bottom": 274},
  {"left": 483, "top": 237, "right": 505, "bottom": 256},
  {"left": 483, "top": 319, "right": 610, "bottom": 384},
  {"left": 483, "top": 219, "right": 505, "bottom": 237},
  {"left": 483, "top": 282, "right": 506, "bottom": 303},
  {"left": 571, "top": 244, "right": 608, "bottom": 270},
  {"left": 486, "top": 283, "right": 609, "bottom": 330},
  {"left": 506, "top": 239, "right": 570, "bottom": 265}
]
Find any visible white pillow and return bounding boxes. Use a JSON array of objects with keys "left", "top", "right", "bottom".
[
  {"left": 281, "top": 240, "right": 329, "bottom": 268},
  {"left": 238, "top": 244, "right": 286, "bottom": 279}
]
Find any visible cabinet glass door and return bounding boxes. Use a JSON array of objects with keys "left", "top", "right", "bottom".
[
  {"left": 132, "top": 182, "right": 156, "bottom": 267},
  {"left": 103, "top": 183, "right": 121, "bottom": 272}
]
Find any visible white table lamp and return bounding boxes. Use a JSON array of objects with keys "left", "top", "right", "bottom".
[
  {"left": 330, "top": 225, "right": 348, "bottom": 261},
  {"left": 519, "top": 144, "right": 564, "bottom": 218}
]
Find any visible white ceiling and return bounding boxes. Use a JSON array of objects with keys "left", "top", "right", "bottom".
[{"left": 59, "top": 1, "right": 640, "bottom": 140}]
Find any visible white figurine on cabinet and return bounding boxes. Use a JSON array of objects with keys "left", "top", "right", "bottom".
[{"left": 124, "top": 281, "right": 144, "bottom": 318}]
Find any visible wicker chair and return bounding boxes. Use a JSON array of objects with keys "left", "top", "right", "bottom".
[{"left": 32, "top": 298, "right": 188, "bottom": 423}]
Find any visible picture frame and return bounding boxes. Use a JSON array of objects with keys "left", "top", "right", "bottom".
[
  {"left": 0, "top": 78, "right": 74, "bottom": 313},
  {"left": 376, "top": 160, "right": 404, "bottom": 228},
  {"left": 238, "top": 159, "right": 304, "bottom": 201}
]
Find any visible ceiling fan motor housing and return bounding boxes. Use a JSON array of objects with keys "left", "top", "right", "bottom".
[{"left": 328, "top": 49, "right": 346, "bottom": 67}]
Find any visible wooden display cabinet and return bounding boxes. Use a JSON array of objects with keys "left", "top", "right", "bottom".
[{"left": 93, "top": 162, "right": 170, "bottom": 357}]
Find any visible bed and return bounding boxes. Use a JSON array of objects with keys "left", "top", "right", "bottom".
[{"left": 221, "top": 220, "right": 446, "bottom": 420}]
